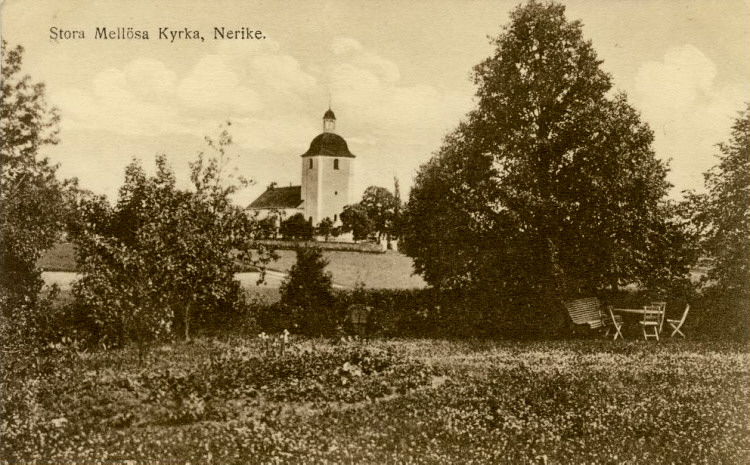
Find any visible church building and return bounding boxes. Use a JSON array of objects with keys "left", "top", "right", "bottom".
[{"left": 247, "top": 109, "right": 355, "bottom": 229}]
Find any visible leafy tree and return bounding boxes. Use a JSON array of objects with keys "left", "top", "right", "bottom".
[
  {"left": 340, "top": 204, "right": 374, "bottom": 242},
  {"left": 281, "top": 212, "right": 314, "bottom": 240},
  {"left": 0, "top": 40, "right": 69, "bottom": 314},
  {"left": 359, "top": 186, "right": 398, "bottom": 244},
  {"left": 689, "top": 104, "right": 749, "bottom": 295},
  {"left": 279, "top": 245, "right": 334, "bottom": 335},
  {"left": 316, "top": 217, "right": 334, "bottom": 241},
  {"left": 71, "top": 126, "right": 275, "bottom": 346},
  {"left": 402, "top": 1, "right": 685, "bottom": 306}
]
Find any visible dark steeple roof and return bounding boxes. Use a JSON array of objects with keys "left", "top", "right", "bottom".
[
  {"left": 323, "top": 109, "right": 336, "bottom": 120},
  {"left": 247, "top": 185, "right": 302, "bottom": 209},
  {"left": 301, "top": 132, "right": 355, "bottom": 158}
]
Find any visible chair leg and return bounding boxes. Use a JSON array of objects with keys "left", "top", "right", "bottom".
[{"left": 670, "top": 324, "right": 685, "bottom": 338}]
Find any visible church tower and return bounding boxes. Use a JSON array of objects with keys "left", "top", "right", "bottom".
[{"left": 300, "top": 109, "right": 355, "bottom": 226}]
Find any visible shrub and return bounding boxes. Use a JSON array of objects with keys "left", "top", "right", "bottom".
[
  {"left": 279, "top": 245, "right": 335, "bottom": 335},
  {"left": 281, "top": 213, "right": 313, "bottom": 240}
]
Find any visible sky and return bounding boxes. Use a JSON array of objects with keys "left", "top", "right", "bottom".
[{"left": 2, "top": 0, "right": 748, "bottom": 207}]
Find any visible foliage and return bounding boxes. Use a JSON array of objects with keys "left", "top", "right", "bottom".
[
  {"left": 391, "top": 177, "right": 404, "bottom": 242},
  {"left": 687, "top": 104, "right": 749, "bottom": 296},
  {"left": 0, "top": 39, "right": 68, "bottom": 314},
  {"left": 280, "top": 212, "right": 313, "bottom": 240},
  {"left": 315, "top": 216, "right": 334, "bottom": 241},
  {"left": 1, "top": 337, "right": 747, "bottom": 463},
  {"left": 402, "top": 1, "right": 688, "bottom": 308},
  {"left": 279, "top": 246, "right": 334, "bottom": 335},
  {"left": 359, "top": 185, "right": 399, "bottom": 243},
  {"left": 340, "top": 203, "right": 374, "bottom": 242},
  {"left": 257, "top": 215, "right": 279, "bottom": 239},
  {"left": 70, "top": 125, "right": 275, "bottom": 346}
]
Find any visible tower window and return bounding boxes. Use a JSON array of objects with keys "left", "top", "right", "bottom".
[
  {"left": 334, "top": 214, "right": 337, "bottom": 222},
  {"left": 335, "top": 191, "right": 338, "bottom": 195},
  {"left": 333, "top": 159, "right": 339, "bottom": 170},
  {"left": 309, "top": 159, "right": 313, "bottom": 169}
]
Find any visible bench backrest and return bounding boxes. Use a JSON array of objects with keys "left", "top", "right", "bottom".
[{"left": 564, "top": 297, "right": 604, "bottom": 329}]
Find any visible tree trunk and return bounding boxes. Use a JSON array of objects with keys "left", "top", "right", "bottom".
[{"left": 184, "top": 300, "right": 192, "bottom": 341}]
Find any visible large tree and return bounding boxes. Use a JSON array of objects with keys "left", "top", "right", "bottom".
[
  {"left": 0, "top": 40, "right": 68, "bottom": 312},
  {"left": 402, "top": 1, "right": 686, "bottom": 304}
]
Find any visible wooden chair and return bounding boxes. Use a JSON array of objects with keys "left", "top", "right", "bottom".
[
  {"left": 666, "top": 304, "right": 690, "bottom": 338},
  {"left": 651, "top": 301, "right": 667, "bottom": 334},
  {"left": 639, "top": 305, "right": 662, "bottom": 341},
  {"left": 601, "top": 305, "right": 624, "bottom": 340}
]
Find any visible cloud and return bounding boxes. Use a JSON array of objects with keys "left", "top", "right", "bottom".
[
  {"left": 49, "top": 37, "right": 473, "bottom": 204},
  {"left": 635, "top": 45, "right": 717, "bottom": 119},
  {"left": 633, "top": 45, "right": 748, "bottom": 195},
  {"left": 331, "top": 37, "right": 363, "bottom": 55},
  {"left": 177, "top": 55, "right": 261, "bottom": 113}
]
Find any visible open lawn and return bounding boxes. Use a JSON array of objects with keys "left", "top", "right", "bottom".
[
  {"left": 267, "top": 249, "right": 426, "bottom": 289},
  {"left": 2, "top": 338, "right": 748, "bottom": 464},
  {"left": 38, "top": 243, "right": 426, "bottom": 294}
]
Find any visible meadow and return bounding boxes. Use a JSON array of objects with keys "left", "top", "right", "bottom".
[
  {"left": 38, "top": 242, "right": 426, "bottom": 293},
  {"left": 2, "top": 337, "right": 748, "bottom": 464}
]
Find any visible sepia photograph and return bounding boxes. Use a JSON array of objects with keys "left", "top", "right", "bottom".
[{"left": 1, "top": 0, "right": 748, "bottom": 462}]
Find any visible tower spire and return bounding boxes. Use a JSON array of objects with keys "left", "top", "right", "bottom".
[{"left": 323, "top": 103, "right": 336, "bottom": 133}]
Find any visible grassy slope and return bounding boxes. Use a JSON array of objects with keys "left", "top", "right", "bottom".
[
  {"left": 38, "top": 243, "right": 427, "bottom": 290},
  {"left": 2, "top": 338, "right": 747, "bottom": 463},
  {"left": 268, "top": 249, "right": 426, "bottom": 289}
]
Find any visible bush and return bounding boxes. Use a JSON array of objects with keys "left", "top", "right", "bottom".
[
  {"left": 279, "top": 246, "right": 335, "bottom": 335},
  {"left": 281, "top": 213, "right": 314, "bottom": 240}
]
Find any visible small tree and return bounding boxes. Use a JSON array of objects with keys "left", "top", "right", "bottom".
[
  {"left": 316, "top": 217, "right": 334, "bottom": 241},
  {"left": 340, "top": 204, "right": 374, "bottom": 242},
  {"left": 71, "top": 125, "right": 275, "bottom": 346},
  {"left": 359, "top": 186, "right": 398, "bottom": 244},
  {"left": 279, "top": 245, "right": 334, "bottom": 335},
  {"left": 281, "top": 213, "right": 314, "bottom": 240}
]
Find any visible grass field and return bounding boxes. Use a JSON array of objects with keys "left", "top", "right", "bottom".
[
  {"left": 3, "top": 338, "right": 748, "bottom": 463},
  {"left": 38, "top": 243, "right": 426, "bottom": 290},
  {"left": 267, "top": 249, "right": 426, "bottom": 289}
]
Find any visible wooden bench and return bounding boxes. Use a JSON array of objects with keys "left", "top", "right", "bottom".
[{"left": 563, "top": 297, "right": 604, "bottom": 331}]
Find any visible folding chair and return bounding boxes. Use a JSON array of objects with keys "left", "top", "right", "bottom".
[
  {"left": 651, "top": 301, "right": 667, "bottom": 334},
  {"left": 639, "top": 305, "right": 661, "bottom": 341},
  {"left": 601, "top": 305, "right": 624, "bottom": 340},
  {"left": 666, "top": 304, "right": 690, "bottom": 338}
]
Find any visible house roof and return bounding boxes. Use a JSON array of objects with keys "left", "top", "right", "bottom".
[
  {"left": 247, "top": 185, "right": 303, "bottom": 209},
  {"left": 301, "top": 132, "right": 356, "bottom": 158}
]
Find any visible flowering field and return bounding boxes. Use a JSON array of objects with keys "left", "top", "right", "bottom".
[{"left": 2, "top": 338, "right": 748, "bottom": 464}]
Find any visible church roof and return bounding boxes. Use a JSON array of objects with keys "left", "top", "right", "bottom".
[
  {"left": 301, "top": 132, "right": 356, "bottom": 158},
  {"left": 247, "top": 185, "right": 302, "bottom": 209},
  {"left": 324, "top": 109, "right": 336, "bottom": 120}
]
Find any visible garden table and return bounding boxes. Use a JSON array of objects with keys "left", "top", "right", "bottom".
[
  {"left": 612, "top": 308, "right": 663, "bottom": 316},
  {"left": 612, "top": 307, "right": 665, "bottom": 340}
]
